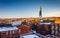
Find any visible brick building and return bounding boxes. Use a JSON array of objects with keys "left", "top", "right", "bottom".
[{"left": 0, "top": 24, "right": 21, "bottom": 38}]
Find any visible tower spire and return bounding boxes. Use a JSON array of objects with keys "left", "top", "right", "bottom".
[{"left": 39, "top": 6, "right": 42, "bottom": 22}]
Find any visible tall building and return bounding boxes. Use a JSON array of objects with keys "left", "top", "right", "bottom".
[
  {"left": 37, "top": 6, "right": 54, "bottom": 36},
  {"left": 39, "top": 6, "right": 52, "bottom": 24}
]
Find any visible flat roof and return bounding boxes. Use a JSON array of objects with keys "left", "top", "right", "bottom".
[
  {"left": 0, "top": 24, "right": 18, "bottom": 32},
  {"left": 0, "top": 27, "right": 18, "bottom": 32}
]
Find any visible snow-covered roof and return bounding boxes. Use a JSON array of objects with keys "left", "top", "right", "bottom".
[
  {"left": 20, "top": 33, "right": 51, "bottom": 38},
  {"left": 40, "top": 20, "right": 52, "bottom": 25},
  {"left": 10, "top": 20, "right": 21, "bottom": 26},
  {"left": 0, "top": 24, "right": 18, "bottom": 32},
  {"left": 0, "top": 27, "right": 18, "bottom": 32},
  {"left": 40, "top": 22, "right": 51, "bottom": 25},
  {"left": 21, "top": 34, "right": 40, "bottom": 38}
]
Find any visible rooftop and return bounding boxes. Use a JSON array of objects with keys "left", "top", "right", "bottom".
[
  {"left": 0, "top": 24, "right": 13, "bottom": 27},
  {"left": 0, "top": 24, "right": 18, "bottom": 32}
]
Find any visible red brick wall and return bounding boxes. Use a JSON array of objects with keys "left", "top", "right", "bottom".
[{"left": 20, "top": 25, "right": 30, "bottom": 34}]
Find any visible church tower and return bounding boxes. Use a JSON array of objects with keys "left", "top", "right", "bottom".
[{"left": 39, "top": 6, "right": 43, "bottom": 22}]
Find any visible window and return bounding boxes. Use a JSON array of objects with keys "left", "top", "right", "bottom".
[
  {"left": 10, "top": 31, "right": 11, "bottom": 34},
  {"left": 6, "top": 31, "right": 8, "bottom": 35},
  {"left": 14, "top": 35, "right": 18, "bottom": 38}
]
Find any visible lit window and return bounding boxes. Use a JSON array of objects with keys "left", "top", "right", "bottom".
[
  {"left": 13, "top": 31, "right": 15, "bottom": 34},
  {"left": 10, "top": 31, "right": 11, "bottom": 34}
]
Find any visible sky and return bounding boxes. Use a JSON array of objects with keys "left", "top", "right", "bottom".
[{"left": 0, "top": 0, "right": 60, "bottom": 18}]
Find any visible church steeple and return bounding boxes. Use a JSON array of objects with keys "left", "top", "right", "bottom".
[{"left": 39, "top": 6, "right": 42, "bottom": 22}]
